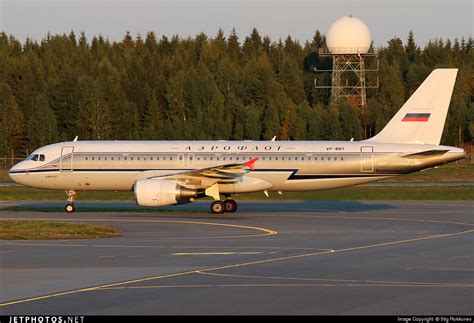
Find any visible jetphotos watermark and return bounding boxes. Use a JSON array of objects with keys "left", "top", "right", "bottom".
[{"left": 7, "top": 317, "right": 84, "bottom": 323}]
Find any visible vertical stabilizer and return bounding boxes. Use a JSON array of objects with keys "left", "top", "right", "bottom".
[{"left": 366, "top": 68, "right": 458, "bottom": 145}]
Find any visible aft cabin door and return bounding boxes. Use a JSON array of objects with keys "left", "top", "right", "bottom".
[
  {"left": 60, "top": 146, "right": 74, "bottom": 171},
  {"left": 360, "top": 146, "right": 374, "bottom": 172}
]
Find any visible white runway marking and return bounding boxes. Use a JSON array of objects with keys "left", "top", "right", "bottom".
[{"left": 406, "top": 267, "right": 474, "bottom": 271}]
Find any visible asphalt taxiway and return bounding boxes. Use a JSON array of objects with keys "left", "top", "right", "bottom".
[{"left": 0, "top": 200, "right": 473, "bottom": 315}]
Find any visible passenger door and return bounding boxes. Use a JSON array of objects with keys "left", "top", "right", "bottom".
[
  {"left": 360, "top": 146, "right": 374, "bottom": 172},
  {"left": 60, "top": 146, "right": 74, "bottom": 171}
]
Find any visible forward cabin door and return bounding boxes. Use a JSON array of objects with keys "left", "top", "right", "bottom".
[
  {"left": 360, "top": 146, "right": 374, "bottom": 172},
  {"left": 60, "top": 146, "right": 74, "bottom": 171}
]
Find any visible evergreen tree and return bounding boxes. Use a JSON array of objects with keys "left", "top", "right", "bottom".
[
  {"left": 75, "top": 76, "right": 111, "bottom": 140},
  {"left": 227, "top": 28, "right": 241, "bottom": 62},
  {"left": 142, "top": 92, "right": 165, "bottom": 139},
  {"left": 28, "top": 94, "right": 57, "bottom": 148},
  {"left": 243, "top": 104, "right": 262, "bottom": 140},
  {"left": 0, "top": 82, "right": 24, "bottom": 156},
  {"left": 324, "top": 106, "right": 342, "bottom": 140},
  {"left": 308, "top": 104, "right": 326, "bottom": 140},
  {"left": 338, "top": 103, "right": 363, "bottom": 140},
  {"left": 406, "top": 31, "right": 419, "bottom": 64},
  {"left": 278, "top": 56, "right": 305, "bottom": 104}
]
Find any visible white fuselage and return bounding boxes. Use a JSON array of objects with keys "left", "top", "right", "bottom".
[{"left": 9, "top": 140, "right": 465, "bottom": 193}]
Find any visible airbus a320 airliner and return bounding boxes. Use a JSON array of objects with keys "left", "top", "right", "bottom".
[{"left": 9, "top": 69, "right": 466, "bottom": 214}]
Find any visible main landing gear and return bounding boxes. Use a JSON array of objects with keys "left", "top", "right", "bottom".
[
  {"left": 210, "top": 197, "right": 238, "bottom": 214},
  {"left": 224, "top": 199, "right": 238, "bottom": 213},
  {"left": 65, "top": 190, "right": 76, "bottom": 213}
]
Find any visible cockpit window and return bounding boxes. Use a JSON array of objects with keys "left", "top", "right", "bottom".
[{"left": 28, "top": 154, "right": 45, "bottom": 162}]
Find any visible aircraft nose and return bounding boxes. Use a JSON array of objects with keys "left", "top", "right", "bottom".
[{"left": 9, "top": 162, "right": 24, "bottom": 182}]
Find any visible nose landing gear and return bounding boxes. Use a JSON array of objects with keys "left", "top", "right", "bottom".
[{"left": 65, "top": 190, "right": 76, "bottom": 213}]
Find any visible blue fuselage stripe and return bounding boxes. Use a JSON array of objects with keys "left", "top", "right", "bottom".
[{"left": 9, "top": 168, "right": 399, "bottom": 179}]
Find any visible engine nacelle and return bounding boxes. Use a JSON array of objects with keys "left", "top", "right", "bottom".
[{"left": 134, "top": 179, "right": 199, "bottom": 207}]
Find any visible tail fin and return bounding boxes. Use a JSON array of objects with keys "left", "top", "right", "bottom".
[{"left": 366, "top": 68, "right": 458, "bottom": 145}]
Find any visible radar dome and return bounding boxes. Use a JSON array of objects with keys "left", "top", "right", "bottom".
[{"left": 326, "top": 16, "right": 371, "bottom": 54}]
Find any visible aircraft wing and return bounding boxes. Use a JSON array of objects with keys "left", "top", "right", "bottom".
[{"left": 150, "top": 157, "right": 259, "bottom": 189}]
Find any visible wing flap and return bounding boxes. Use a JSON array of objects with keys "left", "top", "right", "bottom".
[{"left": 147, "top": 157, "right": 259, "bottom": 189}]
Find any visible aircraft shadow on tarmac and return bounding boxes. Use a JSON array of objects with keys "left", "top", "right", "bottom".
[{"left": 2, "top": 200, "right": 396, "bottom": 214}]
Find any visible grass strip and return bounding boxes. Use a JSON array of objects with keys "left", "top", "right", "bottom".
[{"left": 0, "top": 219, "right": 121, "bottom": 240}]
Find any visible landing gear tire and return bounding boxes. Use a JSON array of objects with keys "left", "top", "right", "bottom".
[
  {"left": 224, "top": 199, "right": 238, "bottom": 213},
  {"left": 65, "top": 190, "right": 77, "bottom": 214},
  {"left": 210, "top": 201, "right": 225, "bottom": 214},
  {"left": 65, "top": 203, "right": 75, "bottom": 213}
]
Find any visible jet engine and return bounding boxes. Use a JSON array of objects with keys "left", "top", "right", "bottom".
[{"left": 133, "top": 179, "right": 202, "bottom": 207}]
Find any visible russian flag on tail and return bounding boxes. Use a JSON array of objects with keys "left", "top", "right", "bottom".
[{"left": 402, "top": 113, "right": 431, "bottom": 122}]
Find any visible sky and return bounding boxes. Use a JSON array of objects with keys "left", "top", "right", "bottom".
[{"left": 0, "top": 0, "right": 472, "bottom": 47}]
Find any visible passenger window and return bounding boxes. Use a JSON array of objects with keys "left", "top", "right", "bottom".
[{"left": 85, "top": 157, "right": 88, "bottom": 161}]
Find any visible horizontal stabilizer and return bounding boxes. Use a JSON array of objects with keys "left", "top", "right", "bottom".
[{"left": 401, "top": 149, "right": 449, "bottom": 159}]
